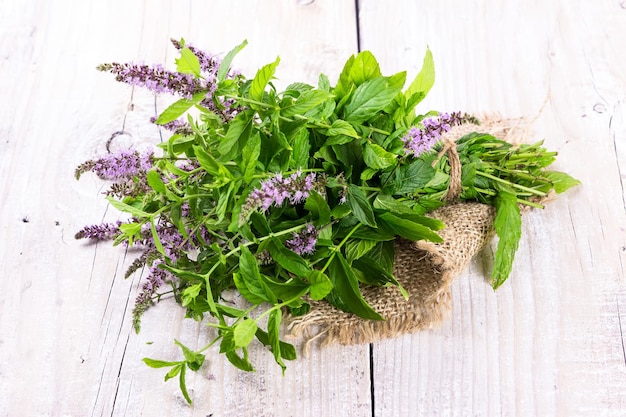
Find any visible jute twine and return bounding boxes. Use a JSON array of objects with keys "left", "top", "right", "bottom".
[{"left": 287, "top": 115, "right": 534, "bottom": 348}]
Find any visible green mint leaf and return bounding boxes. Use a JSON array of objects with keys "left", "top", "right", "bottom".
[
  {"left": 181, "top": 283, "right": 202, "bottom": 307},
  {"left": 327, "top": 119, "right": 359, "bottom": 138},
  {"left": 164, "top": 363, "right": 183, "bottom": 381},
  {"left": 267, "top": 239, "right": 311, "bottom": 278},
  {"left": 376, "top": 211, "right": 443, "bottom": 243},
  {"left": 241, "top": 132, "right": 261, "bottom": 183},
  {"left": 233, "top": 318, "right": 258, "bottom": 348},
  {"left": 544, "top": 171, "right": 581, "bottom": 194},
  {"left": 155, "top": 92, "right": 206, "bottom": 125},
  {"left": 346, "top": 184, "right": 377, "bottom": 228},
  {"left": 176, "top": 47, "right": 201, "bottom": 77},
  {"left": 384, "top": 158, "right": 436, "bottom": 194},
  {"left": 353, "top": 257, "right": 408, "bottom": 299},
  {"left": 250, "top": 56, "right": 280, "bottom": 104},
  {"left": 363, "top": 142, "right": 397, "bottom": 170},
  {"left": 281, "top": 89, "right": 333, "bottom": 117},
  {"left": 291, "top": 128, "right": 311, "bottom": 169},
  {"left": 318, "top": 73, "right": 331, "bottom": 91},
  {"left": 225, "top": 349, "right": 255, "bottom": 372},
  {"left": 267, "top": 309, "right": 286, "bottom": 372},
  {"left": 348, "top": 50, "right": 382, "bottom": 85},
  {"left": 343, "top": 73, "right": 406, "bottom": 123},
  {"left": 219, "top": 330, "right": 236, "bottom": 353},
  {"left": 256, "top": 328, "right": 297, "bottom": 361},
  {"left": 308, "top": 270, "right": 333, "bottom": 301},
  {"left": 327, "top": 253, "right": 383, "bottom": 320},
  {"left": 179, "top": 365, "right": 192, "bottom": 405},
  {"left": 334, "top": 54, "right": 355, "bottom": 100},
  {"left": 405, "top": 48, "right": 435, "bottom": 109},
  {"left": 235, "top": 246, "right": 272, "bottom": 304},
  {"left": 304, "top": 191, "right": 331, "bottom": 225},
  {"left": 344, "top": 239, "right": 378, "bottom": 263},
  {"left": 373, "top": 194, "right": 414, "bottom": 215},
  {"left": 142, "top": 358, "right": 182, "bottom": 368},
  {"left": 106, "top": 196, "right": 150, "bottom": 218},
  {"left": 217, "top": 39, "right": 248, "bottom": 82},
  {"left": 492, "top": 191, "right": 522, "bottom": 289},
  {"left": 218, "top": 109, "right": 254, "bottom": 160},
  {"left": 146, "top": 170, "right": 166, "bottom": 194},
  {"left": 174, "top": 339, "right": 205, "bottom": 371}
]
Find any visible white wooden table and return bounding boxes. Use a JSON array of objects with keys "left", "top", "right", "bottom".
[{"left": 1, "top": 1, "right": 625, "bottom": 415}]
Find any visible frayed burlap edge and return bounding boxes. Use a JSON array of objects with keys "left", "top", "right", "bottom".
[{"left": 286, "top": 115, "right": 537, "bottom": 349}]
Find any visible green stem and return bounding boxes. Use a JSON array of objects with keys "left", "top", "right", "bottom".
[
  {"left": 320, "top": 223, "right": 362, "bottom": 274},
  {"left": 475, "top": 170, "right": 546, "bottom": 196}
]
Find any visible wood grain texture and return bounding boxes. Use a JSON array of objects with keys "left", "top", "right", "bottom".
[{"left": 0, "top": 0, "right": 625, "bottom": 416}]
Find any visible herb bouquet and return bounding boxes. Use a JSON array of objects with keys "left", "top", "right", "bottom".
[{"left": 76, "top": 39, "right": 579, "bottom": 403}]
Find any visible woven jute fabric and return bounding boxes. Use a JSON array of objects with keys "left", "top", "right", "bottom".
[
  {"left": 287, "top": 115, "right": 529, "bottom": 347},
  {"left": 287, "top": 203, "right": 496, "bottom": 346}
]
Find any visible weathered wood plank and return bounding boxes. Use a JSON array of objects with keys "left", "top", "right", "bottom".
[
  {"left": 358, "top": 0, "right": 626, "bottom": 415},
  {"left": 0, "top": 1, "right": 368, "bottom": 416}
]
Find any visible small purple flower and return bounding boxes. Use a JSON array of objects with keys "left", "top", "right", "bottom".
[
  {"left": 75, "top": 149, "right": 154, "bottom": 181},
  {"left": 149, "top": 116, "right": 193, "bottom": 136},
  {"left": 242, "top": 171, "right": 322, "bottom": 218},
  {"left": 402, "top": 112, "right": 462, "bottom": 157},
  {"left": 132, "top": 261, "right": 174, "bottom": 332},
  {"left": 74, "top": 221, "right": 121, "bottom": 240},
  {"left": 286, "top": 224, "right": 318, "bottom": 256}
]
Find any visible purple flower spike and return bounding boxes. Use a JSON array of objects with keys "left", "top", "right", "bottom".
[
  {"left": 402, "top": 111, "right": 463, "bottom": 157},
  {"left": 286, "top": 224, "right": 318, "bottom": 256}
]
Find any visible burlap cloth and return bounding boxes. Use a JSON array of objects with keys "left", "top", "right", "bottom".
[{"left": 287, "top": 115, "right": 530, "bottom": 347}]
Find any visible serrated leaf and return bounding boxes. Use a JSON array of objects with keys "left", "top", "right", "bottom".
[
  {"left": 345, "top": 239, "right": 378, "bottom": 263},
  {"left": 147, "top": 170, "right": 166, "bottom": 194},
  {"left": 142, "top": 358, "right": 182, "bottom": 368},
  {"left": 256, "top": 328, "right": 297, "bottom": 360},
  {"left": 236, "top": 246, "right": 272, "bottom": 304},
  {"left": 242, "top": 132, "right": 261, "bottom": 182},
  {"left": 281, "top": 89, "right": 333, "bottom": 117},
  {"left": 233, "top": 319, "right": 258, "bottom": 348},
  {"left": 334, "top": 54, "right": 355, "bottom": 100},
  {"left": 267, "top": 309, "right": 286, "bottom": 372},
  {"left": 346, "top": 184, "right": 377, "bottom": 227},
  {"left": 363, "top": 142, "right": 397, "bottom": 170},
  {"left": 267, "top": 239, "right": 310, "bottom": 278},
  {"left": 344, "top": 73, "right": 406, "bottom": 123},
  {"left": 544, "top": 171, "right": 581, "bottom": 194},
  {"left": 304, "top": 191, "right": 331, "bottom": 225},
  {"left": 327, "top": 119, "right": 359, "bottom": 138},
  {"left": 291, "top": 128, "right": 310, "bottom": 169},
  {"left": 181, "top": 283, "right": 202, "bottom": 307},
  {"left": 217, "top": 39, "right": 248, "bottom": 82},
  {"left": 348, "top": 51, "right": 382, "bottom": 85},
  {"left": 176, "top": 47, "right": 201, "bottom": 77},
  {"left": 384, "top": 158, "right": 436, "bottom": 194},
  {"left": 164, "top": 363, "right": 183, "bottom": 381},
  {"left": 106, "top": 196, "right": 150, "bottom": 218},
  {"left": 225, "top": 349, "right": 255, "bottom": 372},
  {"left": 218, "top": 110, "right": 254, "bottom": 159},
  {"left": 155, "top": 92, "right": 206, "bottom": 125},
  {"left": 327, "top": 254, "right": 383, "bottom": 320},
  {"left": 376, "top": 211, "right": 442, "bottom": 243},
  {"left": 405, "top": 48, "right": 435, "bottom": 109},
  {"left": 308, "top": 270, "right": 333, "bottom": 300},
  {"left": 492, "top": 191, "right": 522, "bottom": 289},
  {"left": 250, "top": 56, "right": 280, "bottom": 104}
]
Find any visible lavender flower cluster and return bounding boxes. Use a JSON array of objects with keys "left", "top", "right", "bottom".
[
  {"left": 286, "top": 224, "right": 318, "bottom": 255},
  {"left": 97, "top": 40, "right": 241, "bottom": 123},
  {"left": 242, "top": 171, "right": 323, "bottom": 220},
  {"left": 74, "top": 221, "right": 121, "bottom": 240},
  {"left": 75, "top": 149, "right": 154, "bottom": 181},
  {"left": 402, "top": 112, "right": 463, "bottom": 157}
]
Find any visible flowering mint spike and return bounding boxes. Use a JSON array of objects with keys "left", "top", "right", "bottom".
[
  {"left": 402, "top": 111, "right": 462, "bottom": 157},
  {"left": 240, "top": 171, "right": 324, "bottom": 223},
  {"left": 286, "top": 224, "right": 318, "bottom": 255}
]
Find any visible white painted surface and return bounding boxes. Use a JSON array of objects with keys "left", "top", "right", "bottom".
[{"left": 0, "top": 0, "right": 624, "bottom": 416}]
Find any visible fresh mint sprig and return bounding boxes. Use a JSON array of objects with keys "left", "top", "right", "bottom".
[{"left": 76, "top": 39, "right": 579, "bottom": 403}]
